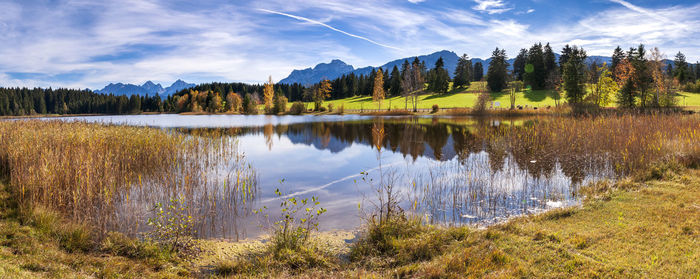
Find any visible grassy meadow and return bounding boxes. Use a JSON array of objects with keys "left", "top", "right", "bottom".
[{"left": 296, "top": 81, "right": 700, "bottom": 112}]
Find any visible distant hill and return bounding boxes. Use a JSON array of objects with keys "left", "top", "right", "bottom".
[
  {"left": 95, "top": 79, "right": 195, "bottom": 96},
  {"left": 353, "top": 50, "right": 461, "bottom": 77},
  {"left": 279, "top": 59, "right": 354, "bottom": 85}
]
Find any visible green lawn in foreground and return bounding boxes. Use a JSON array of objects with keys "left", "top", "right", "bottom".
[{"left": 296, "top": 81, "right": 700, "bottom": 111}]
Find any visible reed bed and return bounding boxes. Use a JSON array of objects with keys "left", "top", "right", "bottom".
[
  {"left": 484, "top": 114, "right": 700, "bottom": 175},
  {"left": 0, "top": 120, "right": 257, "bottom": 239}
]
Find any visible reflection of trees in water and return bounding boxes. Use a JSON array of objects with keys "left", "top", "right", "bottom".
[{"left": 211, "top": 118, "right": 620, "bottom": 183}]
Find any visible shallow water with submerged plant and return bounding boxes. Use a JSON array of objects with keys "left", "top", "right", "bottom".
[{"left": 17, "top": 114, "right": 699, "bottom": 241}]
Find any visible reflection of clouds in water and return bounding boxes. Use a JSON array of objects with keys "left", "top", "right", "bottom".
[{"left": 405, "top": 151, "right": 612, "bottom": 226}]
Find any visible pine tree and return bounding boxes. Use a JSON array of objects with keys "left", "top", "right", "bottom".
[
  {"left": 630, "top": 44, "right": 652, "bottom": 107},
  {"left": 543, "top": 43, "right": 557, "bottom": 78},
  {"left": 473, "top": 62, "right": 484, "bottom": 81},
  {"left": 559, "top": 44, "right": 573, "bottom": 75},
  {"left": 128, "top": 94, "right": 141, "bottom": 113},
  {"left": 611, "top": 46, "right": 625, "bottom": 77},
  {"left": 389, "top": 65, "right": 401, "bottom": 97},
  {"left": 525, "top": 43, "right": 546, "bottom": 89},
  {"left": 562, "top": 45, "right": 588, "bottom": 104},
  {"left": 674, "top": 52, "right": 690, "bottom": 84},
  {"left": 487, "top": 48, "right": 509, "bottom": 92},
  {"left": 513, "top": 49, "right": 528, "bottom": 81},
  {"left": 453, "top": 54, "right": 473, "bottom": 88},
  {"left": 428, "top": 57, "right": 450, "bottom": 94}
]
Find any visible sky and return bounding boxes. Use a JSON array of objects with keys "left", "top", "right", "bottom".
[{"left": 0, "top": 0, "right": 699, "bottom": 89}]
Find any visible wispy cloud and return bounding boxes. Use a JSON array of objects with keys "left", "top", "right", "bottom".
[
  {"left": 472, "top": 0, "right": 512, "bottom": 14},
  {"left": 609, "top": 0, "right": 672, "bottom": 23},
  {"left": 257, "top": 8, "right": 401, "bottom": 50}
]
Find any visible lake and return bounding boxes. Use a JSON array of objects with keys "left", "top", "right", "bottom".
[{"left": 41, "top": 114, "right": 615, "bottom": 240}]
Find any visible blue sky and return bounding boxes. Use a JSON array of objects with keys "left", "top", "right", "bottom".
[{"left": 0, "top": 0, "right": 698, "bottom": 89}]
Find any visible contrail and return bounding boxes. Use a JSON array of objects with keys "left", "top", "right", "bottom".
[
  {"left": 258, "top": 8, "right": 401, "bottom": 50},
  {"left": 608, "top": 0, "right": 674, "bottom": 24}
]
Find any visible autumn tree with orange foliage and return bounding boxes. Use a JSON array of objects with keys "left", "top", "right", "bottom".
[
  {"left": 372, "top": 68, "right": 385, "bottom": 109},
  {"left": 313, "top": 79, "right": 332, "bottom": 111},
  {"left": 263, "top": 76, "right": 275, "bottom": 114},
  {"left": 615, "top": 59, "right": 636, "bottom": 108}
]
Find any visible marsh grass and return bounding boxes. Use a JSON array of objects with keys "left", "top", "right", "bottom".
[{"left": 0, "top": 120, "right": 257, "bottom": 240}]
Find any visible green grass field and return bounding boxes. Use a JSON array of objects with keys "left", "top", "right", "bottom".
[{"left": 301, "top": 81, "right": 700, "bottom": 111}]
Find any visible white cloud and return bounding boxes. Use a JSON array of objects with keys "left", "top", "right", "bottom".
[
  {"left": 472, "top": 0, "right": 512, "bottom": 14},
  {"left": 407, "top": 0, "right": 426, "bottom": 3}
]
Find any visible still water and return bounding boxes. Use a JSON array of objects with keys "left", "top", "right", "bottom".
[{"left": 46, "top": 114, "right": 614, "bottom": 240}]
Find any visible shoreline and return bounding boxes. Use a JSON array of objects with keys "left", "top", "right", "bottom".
[{"left": 1, "top": 106, "right": 695, "bottom": 120}]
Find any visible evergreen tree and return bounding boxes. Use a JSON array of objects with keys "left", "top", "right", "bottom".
[
  {"left": 525, "top": 42, "right": 546, "bottom": 89},
  {"left": 543, "top": 43, "right": 557, "bottom": 78},
  {"left": 559, "top": 44, "right": 573, "bottom": 74},
  {"left": 473, "top": 62, "right": 484, "bottom": 81},
  {"left": 512, "top": 48, "right": 528, "bottom": 81},
  {"left": 428, "top": 57, "right": 450, "bottom": 94},
  {"left": 674, "top": 51, "right": 690, "bottom": 83},
  {"left": 487, "top": 48, "right": 509, "bottom": 92},
  {"left": 383, "top": 67, "right": 391, "bottom": 93},
  {"left": 611, "top": 46, "right": 625, "bottom": 76},
  {"left": 389, "top": 65, "right": 401, "bottom": 97},
  {"left": 453, "top": 54, "right": 473, "bottom": 88},
  {"left": 666, "top": 64, "right": 674, "bottom": 78},
  {"left": 630, "top": 44, "right": 652, "bottom": 107},
  {"left": 562, "top": 45, "right": 588, "bottom": 104}
]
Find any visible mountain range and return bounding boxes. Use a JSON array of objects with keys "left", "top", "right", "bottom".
[
  {"left": 278, "top": 50, "right": 671, "bottom": 85},
  {"left": 94, "top": 79, "right": 195, "bottom": 96}
]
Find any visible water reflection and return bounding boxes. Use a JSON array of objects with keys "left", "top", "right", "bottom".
[{"left": 49, "top": 115, "right": 617, "bottom": 239}]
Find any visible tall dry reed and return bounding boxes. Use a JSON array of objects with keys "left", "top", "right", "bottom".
[{"left": 0, "top": 120, "right": 257, "bottom": 239}]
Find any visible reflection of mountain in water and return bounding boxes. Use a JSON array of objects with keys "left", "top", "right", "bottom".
[{"left": 285, "top": 130, "right": 354, "bottom": 154}]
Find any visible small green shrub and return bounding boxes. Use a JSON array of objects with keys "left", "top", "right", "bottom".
[
  {"left": 146, "top": 196, "right": 200, "bottom": 259},
  {"left": 273, "top": 95, "right": 288, "bottom": 114},
  {"left": 240, "top": 187, "right": 332, "bottom": 273},
  {"left": 327, "top": 103, "right": 334, "bottom": 113},
  {"left": 289, "top": 102, "right": 306, "bottom": 115},
  {"left": 319, "top": 106, "right": 327, "bottom": 112},
  {"left": 338, "top": 104, "right": 345, "bottom": 114},
  {"left": 255, "top": 188, "right": 327, "bottom": 253},
  {"left": 431, "top": 104, "right": 439, "bottom": 113}
]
